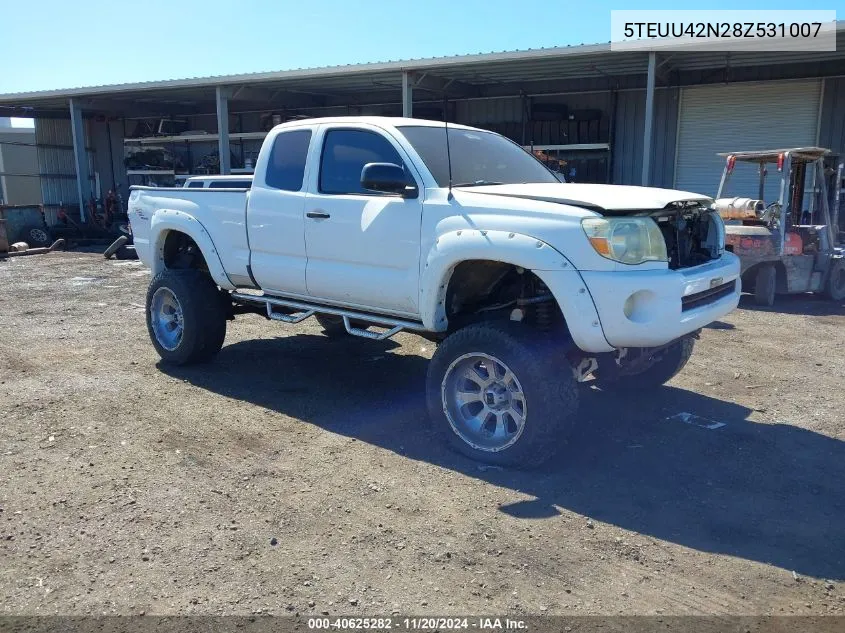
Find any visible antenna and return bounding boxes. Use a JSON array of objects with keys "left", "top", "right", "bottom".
[{"left": 444, "top": 101, "right": 453, "bottom": 200}]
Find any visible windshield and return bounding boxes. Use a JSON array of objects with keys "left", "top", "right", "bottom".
[{"left": 398, "top": 125, "right": 560, "bottom": 187}]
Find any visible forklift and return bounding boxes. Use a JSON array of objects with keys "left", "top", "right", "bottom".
[{"left": 714, "top": 147, "right": 845, "bottom": 306}]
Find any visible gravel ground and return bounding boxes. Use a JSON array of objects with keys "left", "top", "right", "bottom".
[{"left": 1, "top": 250, "right": 843, "bottom": 617}]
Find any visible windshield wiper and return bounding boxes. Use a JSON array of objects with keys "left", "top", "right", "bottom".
[{"left": 452, "top": 180, "right": 504, "bottom": 187}]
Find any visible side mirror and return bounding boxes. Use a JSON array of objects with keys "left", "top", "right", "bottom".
[{"left": 361, "top": 163, "right": 417, "bottom": 198}]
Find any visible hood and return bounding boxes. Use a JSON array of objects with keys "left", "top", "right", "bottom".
[{"left": 458, "top": 183, "right": 713, "bottom": 214}]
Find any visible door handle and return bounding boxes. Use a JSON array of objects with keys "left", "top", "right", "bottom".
[{"left": 306, "top": 210, "right": 331, "bottom": 219}]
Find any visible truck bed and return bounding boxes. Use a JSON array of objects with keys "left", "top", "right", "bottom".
[{"left": 128, "top": 186, "right": 252, "bottom": 284}]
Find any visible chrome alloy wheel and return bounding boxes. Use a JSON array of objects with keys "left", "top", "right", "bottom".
[
  {"left": 150, "top": 287, "right": 184, "bottom": 351},
  {"left": 441, "top": 352, "right": 527, "bottom": 452}
]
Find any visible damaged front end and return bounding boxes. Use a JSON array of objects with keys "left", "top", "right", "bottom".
[
  {"left": 650, "top": 201, "right": 726, "bottom": 270},
  {"left": 587, "top": 200, "right": 727, "bottom": 270},
  {"left": 567, "top": 330, "right": 701, "bottom": 383}
]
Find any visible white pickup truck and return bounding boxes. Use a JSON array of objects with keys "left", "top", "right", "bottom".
[{"left": 129, "top": 116, "right": 740, "bottom": 467}]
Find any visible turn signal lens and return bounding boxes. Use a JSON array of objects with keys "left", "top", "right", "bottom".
[
  {"left": 588, "top": 236, "right": 612, "bottom": 256},
  {"left": 581, "top": 217, "right": 668, "bottom": 265}
]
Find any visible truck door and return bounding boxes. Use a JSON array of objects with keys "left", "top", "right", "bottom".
[
  {"left": 247, "top": 127, "right": 313, "bottom": 295},
  {"left": 303, "top": 126, "right": 423, "bottom": 316}
]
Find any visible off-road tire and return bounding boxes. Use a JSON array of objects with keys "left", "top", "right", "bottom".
[
  {"left": 145, "top": 269, "right": 227, "bottom": 365},
  {"left": 425, "top": 322, "right": 579, "bottom": 468},
  {"left": 315, "top": 313, "right": 367, "bottom": 336},
  {"left": 754, "top": 265, "right": 777, "bottom": 307},
  {"left": 823, "top": 259, "right": 845, "bottom": 301},
  {"left": 594, "top": 337, "right": 695, "bottom": 391}
]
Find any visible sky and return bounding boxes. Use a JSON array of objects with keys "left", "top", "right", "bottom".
[{"left": 1, "top": 0, "right": 841, "bottom": 95}]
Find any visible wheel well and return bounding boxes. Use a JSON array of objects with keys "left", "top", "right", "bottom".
[
  {"left": 741, "top": 261, "right": 788, "bottom": 293},
  {"left": 444, "top": 260, "right": 566, "bottom": 333},
  {"left": 162, "top": 231, "right": 209, "bottom": 272}
]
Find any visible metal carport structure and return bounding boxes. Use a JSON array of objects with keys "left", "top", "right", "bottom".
[{"left": 1, "top": 25, "right": 845, "bottom": 223}]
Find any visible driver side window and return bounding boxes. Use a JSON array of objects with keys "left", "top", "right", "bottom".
[{"left": 319, "top": 129, "right": 411, "bottom": 195}]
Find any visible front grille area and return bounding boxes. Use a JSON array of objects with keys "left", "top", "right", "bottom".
[
  {"left": 682, "top": 281, "right": 736, "bottom": 312},
  {"left": 655, "top": 207, "right": 723, "bottom": 270}
]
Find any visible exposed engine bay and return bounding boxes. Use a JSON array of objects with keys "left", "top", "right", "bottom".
[{"left": 649, "top": 202, "right": 725, "bottom": 270}]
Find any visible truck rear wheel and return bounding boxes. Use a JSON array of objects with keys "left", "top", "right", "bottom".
[
  {"left": 426, "top": 323, "right": 579, "bottom": 468},
  {"left": 146, "top": 269, "right": 227, "bottom": 365},
  {"left": 753, "top": 265, "right": 777, "bottom": 307},
  {"left": 593, "top": 337, "right": 695, "bottom": 391}
]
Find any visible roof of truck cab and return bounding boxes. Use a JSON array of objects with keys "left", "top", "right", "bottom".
[{"left": 275, "top": 116, "right": 479, "bottom": 131}]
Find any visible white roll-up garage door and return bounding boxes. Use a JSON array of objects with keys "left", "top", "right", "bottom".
[{"left": 674, "top": 80, "right": 822, "bottom": 201}]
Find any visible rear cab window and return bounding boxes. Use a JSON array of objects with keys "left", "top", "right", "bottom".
[
  {"left": 209, "top": 180, "right": 252, "bottom": 189},
  {"left": 265, "top": 129, "right": 312, "bottom": 191}
]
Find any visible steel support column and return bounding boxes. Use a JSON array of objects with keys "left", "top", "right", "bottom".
[
  {"left": 216, "top": 86, "right": 231, "bottom": 175},
  {"left": 641, "top": 51, "right": 656, "bottom": 186},
  {"left": 69, "top": 98, "right": 91, "bottom": 222},
  {"left": 402, "top": 71, "right": 413, "bottom": 118}
]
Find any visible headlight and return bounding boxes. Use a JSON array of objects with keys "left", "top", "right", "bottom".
[{"left": 581, "top": 217, "right": 668, "bottom": 265}]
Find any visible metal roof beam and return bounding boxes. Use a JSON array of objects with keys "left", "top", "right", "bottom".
[
  {"left": 0, "top": 106, "right": 71, "bottom": 119},
  {"left": 655, "top": 54, "right": 675, "bottom": 84},
  {"left": 472, "top": 74, "right": 646, "bottom": 98},
  {"left": 228, "top": 85, "right": 327, "bottom": 109},
  {"left": 319, "top": 88, "right": 411, "bottom": 109},
  {"left": 73, "top": 97, "right": 205, "bottom": 118},
  {"left": 409, "top": 71, "right": 481, "bottom": 98}
]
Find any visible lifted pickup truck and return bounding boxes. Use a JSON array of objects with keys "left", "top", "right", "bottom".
[{"left": 129, "top": 116, "right": 740, "bottom": 466}]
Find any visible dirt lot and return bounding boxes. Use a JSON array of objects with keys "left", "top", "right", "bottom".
[{"left": 1, "top": 250, "right": 844, "bottom": 617}]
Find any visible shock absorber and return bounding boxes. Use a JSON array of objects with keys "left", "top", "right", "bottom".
[
  {"left": 518, "top": 280, "right": 555, "bottom": 331},
  {"left": 534, "top": 297, "right": 554, "bottom": 331}
]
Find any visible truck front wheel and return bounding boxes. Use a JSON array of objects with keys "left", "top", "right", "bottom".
[
  {"left": 426, "top": 323, "right": 579, "bottom": 468},
  {"left": 593, "top": 337, "right": 695, "bottom": 391},
  {"left": 146, "top": 269, "right": 227, "bottom": 365}
]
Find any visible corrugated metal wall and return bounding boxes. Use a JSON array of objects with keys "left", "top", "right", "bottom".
[
  {"left": 675, "top": 80, "right": 821, "bottom": 199},
  {"left": 612, "top": 88, "right": 679, "bottom": 188},
  {"left": 35, "top": 119, "right": 95, "bottom": 205},
  {"left": 454, "top": 94, "right": 612, "bottom": 145},
  {"left": 89, "top": 119, "right": 128, "bottom": 200},
  {"left": 455, "top": 97, "right": 523, "bottom": 125},
  {"left": 0, "top": 129, "right": 42, "bottom": 205},
  {"left": 447, "top": 90, "right": 678, "bottom": 186},
  {"left": 819, "top": 77, "right": 845, "bottom": 158}
]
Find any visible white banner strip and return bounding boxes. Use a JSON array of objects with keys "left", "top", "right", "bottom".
[{"left": 610, "top": 10, "right": 837, "bottom": 52}]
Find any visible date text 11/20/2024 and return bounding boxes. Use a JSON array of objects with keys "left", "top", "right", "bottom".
[{"left": 307, "top": 617, "right": 528, "bottom": 630}]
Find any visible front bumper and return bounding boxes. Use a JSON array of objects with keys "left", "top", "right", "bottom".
[{"left": 579, "top": 253, "right": 741, "bottom": 349}]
